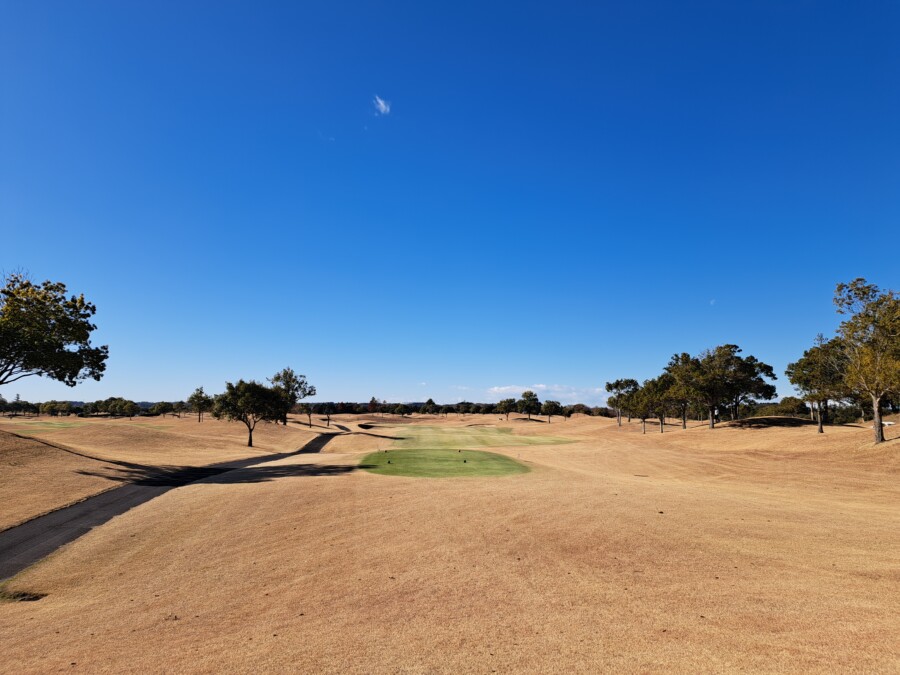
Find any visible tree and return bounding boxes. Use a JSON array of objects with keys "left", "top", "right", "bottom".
[
  {"left": 0, "top": 274, "right": 108, "bottom": 389},
  {"left": 517, "top": 391, "right": 541, "bottom": 420},
  {"left": 150, "top": 401, "right": 174, "bottom": 417},
  {"left": 269, "top": 367, "right": 316, "bottom": 425},
  {"left": 212, "top": 380, "right": 283, "bottom": 447},
  {"left": 629, "top": 382, "right": 654, "bottom": 434},
  {"left": 786, "top": 335, "right": 848, "bottom": 433},
  {"left": 394, "top": 404, "right": 409, "bottom": 416},
  {"left": 690, "top": 345, "right": 777, "bottom": 428},
  {"left": 665, "top": 353, "right": 700, "bottom": 430},
  {"left": 541, "top": 400, "right": 562, "bottom": 423},
  {"left": 298, "top": 402, "right": 313, "bottom": 427},
  {"left": 833, "top": 278, "right": 900, "bottom": 443},
  {"left": 496, "top": 398, "right": 516, "bottom": 421},
  {"left": 605, "top": 379, "right": 638, "bottom": 426},
  {"left": 187, "top": 387, "right": 214, "bottom": 422},
  {"left": 422, "top": 398, "right": 437, "bottom": 415}
]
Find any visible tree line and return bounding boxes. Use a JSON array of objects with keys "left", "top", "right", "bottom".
[{"left": 603, "top": 279, "right": 899, "bottom": 442}]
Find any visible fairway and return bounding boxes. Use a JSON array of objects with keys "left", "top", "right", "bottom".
[{"left": 362, "top": 447, "right": 529, "bottom": 477}]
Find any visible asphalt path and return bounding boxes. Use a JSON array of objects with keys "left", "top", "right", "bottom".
[{"left": 0, "top": 432, "right": 338, "bottom": 582}]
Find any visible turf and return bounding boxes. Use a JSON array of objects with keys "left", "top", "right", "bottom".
[
  {"left": 361, "top": 448, "right": 530, "bottom": 477},
  {"left": 359, "top": 424, "right": 562, "bottom": 477}
]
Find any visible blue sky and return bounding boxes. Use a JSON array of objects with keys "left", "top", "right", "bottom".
[{"left": 2, "top": 1, "right": 898, "bottom": 405}]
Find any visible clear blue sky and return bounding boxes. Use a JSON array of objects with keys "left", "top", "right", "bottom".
[{"left": 2, "top": 1, "right": 898, "bottom": 405}]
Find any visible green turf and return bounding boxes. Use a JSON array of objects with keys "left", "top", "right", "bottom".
[
  {"left": 361, "top": 448, "right": 530, "bottom": 477},
  {"left": 360, "top": 424, "right": 569, "bottom": 477}
]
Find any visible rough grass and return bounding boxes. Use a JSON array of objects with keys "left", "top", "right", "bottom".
[{"left": 361, "top": 448, "right": 530, "bottom": 477}]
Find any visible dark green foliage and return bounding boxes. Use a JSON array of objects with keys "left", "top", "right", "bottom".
[
  {"left": 496, "top": 398, "right": 516, "bottom": 421},
  {"left": 0, "top": 274, "right": 108, "bottom": 388},
  {"left": 212, "top": 380, "right": 285, "bottom": 447},
  {"left": 541, "top": 400, "right": 562, "bottom": 422},
  {"left": 187, "top": 387, "right": 213, "bottom": 422},
  {"left": 517, "top": 390, "right": 541, "bottom": 420}
]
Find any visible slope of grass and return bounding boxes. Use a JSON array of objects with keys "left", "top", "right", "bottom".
[{"left": 361, "top": 448, "right": 529, "bottom": 477}]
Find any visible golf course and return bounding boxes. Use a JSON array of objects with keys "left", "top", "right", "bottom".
[{"left": 1, "top": 412, "right": 897, "bottom": 673}]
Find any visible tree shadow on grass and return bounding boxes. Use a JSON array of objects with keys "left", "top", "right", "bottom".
[{"left": 76, "top": 461, "right": 374, "bottom": 486}]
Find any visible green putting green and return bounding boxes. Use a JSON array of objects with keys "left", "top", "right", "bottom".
[
  {"left": 361, "top": 448, "right": 529, "bottom": 477},
  {"left": 360, "top": 424, "right": 569, "bottom": 477}
]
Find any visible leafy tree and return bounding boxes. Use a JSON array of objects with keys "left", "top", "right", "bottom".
[
  {"left": 541, "top": 400, "right": 562, "bottom": 423},
  {"left": 605, "top": 379, "right": 639, "bottom": 426},
  {"left": 629, "top": 382, "right": 654, "bottom": 434},
  {"left": 517, "top": 390, "right": 541, "bottom": 420},
  {"left": 833, "top": 278, "right": 900, "bottom": 443},
  {"left": 187, "top": 387, "right": 214, "bottom": 422},
  {"left": 422, "top": 398, "right": 437, "bottom": 415},
  {"left": 0, "top": 274, "right": 108, "bottom": 389},
  {"left": 212, "top": 380, "right": 283, "bottom": 447},
  {"left": 298, "top": 402, "right": 313, "bottom": 427},
  {"left": 269, "top": 367, "right": 316, "bottom": 425},
  {"left": 150, "top": 401, "right": 174, "bottom": 417},
  {"left": 665, "top": 353, "right": 700, "bottom": 429},
  {"left": 786, "top": 335, "right": 848, "bottom": 433},
  {"left": 690, "top": 345, "right": 776, "bottom": 428},
  {"left": 496, "top": 398, "right": 516, "bottom": 421},
  {"left": 172, "top": 401, "right": 186, "bottom": 418}
]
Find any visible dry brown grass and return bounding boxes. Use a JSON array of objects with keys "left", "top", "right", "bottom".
[{"left": 1, "top": 414, "right": 898, "bottom": 673}]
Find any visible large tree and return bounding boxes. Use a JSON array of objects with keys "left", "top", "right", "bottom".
[
  {"left": 664, "top": 353, "right": 698, "bottom": 430},
  {"left": 269, "top": 367, "right": 316, "bottom": 425},
  {"left": 187, "top": 387, "right": 214, "bottom": 422},
  {"left": 833, "top": 279, "right": 900, "bottom": 443},
  {"left": 691, "top": 345, "right": 776, "bottom": 428},
  {"left": 605, "top": 379, "right": 639, "bottom": 426},
  {"left": 517, "top": 390, "right": 541, "bottom": 420},
  {"left": 786, "top": 335, "right": 848, "bottom": 433},
  {"left": 212, "top": 380, "right": 284, "bottom": 447},
  {"left": 496, "top": 398, "right": 516, "bottom": 421},
  {"left": 541, "top": 400, "right": 562, "bottom": 423},
  {"left": 0, "top": 274, "right": 108, "bottom": 389}
]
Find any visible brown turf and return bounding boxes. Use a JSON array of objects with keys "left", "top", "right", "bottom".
[{"left": 0, "top": 413, "right": 898, "bottom": 673}]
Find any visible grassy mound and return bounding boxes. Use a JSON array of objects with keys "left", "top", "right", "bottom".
[{"left": 361, "top": 448, "right": 529, "bottom": 478}]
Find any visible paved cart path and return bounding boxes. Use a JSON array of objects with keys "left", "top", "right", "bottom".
[{"left": 0, "top": 432, "right": 338, "bottom": 581}]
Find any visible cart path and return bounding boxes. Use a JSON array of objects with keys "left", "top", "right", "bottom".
[{"left": 0, "top": 432, "right": 339, "bottom": 582}]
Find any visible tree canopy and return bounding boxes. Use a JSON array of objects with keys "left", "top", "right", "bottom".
[
  {"left": 517, "top": 390, "right": 541, "bottom": 420},
  {"left": 212, "top": 380, "right": 284, "bottom": 447},
  {"left": 833, "top": 278, "right": 900, "bottom": 443},
  {"left": 0, "top": 274, "right": 108, "bottom": 388}
]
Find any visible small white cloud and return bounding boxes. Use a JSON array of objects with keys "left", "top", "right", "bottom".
[
  {"left": 420, "top": 382, "right": 427, "bottom": 387},
  {"left": 373, "top": 95, "right": 391, "bottom": 115},
  {"left": 709, "top": 299, "right": 716, "bottom": 306}
]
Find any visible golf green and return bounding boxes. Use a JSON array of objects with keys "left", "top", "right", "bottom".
[
  {"left": 361, "top": 447, "right": 529, "bottom": 477},
  {"left": 360, "top": 424, "right": 569, "bottom": 477}
]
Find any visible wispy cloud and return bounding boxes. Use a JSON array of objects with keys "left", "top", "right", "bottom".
[
  {"left": 373, "top": 95, "right": 391, "bottom": 116},
  {"left": 485, "top": 384, "right": 606, "bottom": 406}
]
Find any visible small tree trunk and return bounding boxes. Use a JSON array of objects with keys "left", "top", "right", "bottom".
[
  {"left": 708, "top": 407, "right": 715, "bottom": 429},
  {"left": 247, "top": 427, "right": 253, "bottom": 447},
  {"left": 872, "top": 394, "right": 884, "bottom": 443},
  {"left": 641, "top": 419, "right": 646, "bottom": 434},
  {"left": 547, "top": 415, "right": 551, "bottom": 423},
  {"left": 682, "top": 408, "right": 687, "bottom": 430},
  {"left": 617, "top": 409, "right": 622, "bottom": 427},
  {"left": 816, "top": 402, "right": 824, "bottom": 434},
  {"left": 198, "top": 410, "right": 201, "bottom": 423},
  {"left": 307, "top": 413, "right": 312, "bottom": 427},
  {"left": 659, "top": 416, "right": 664, "bottom": 433}
]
